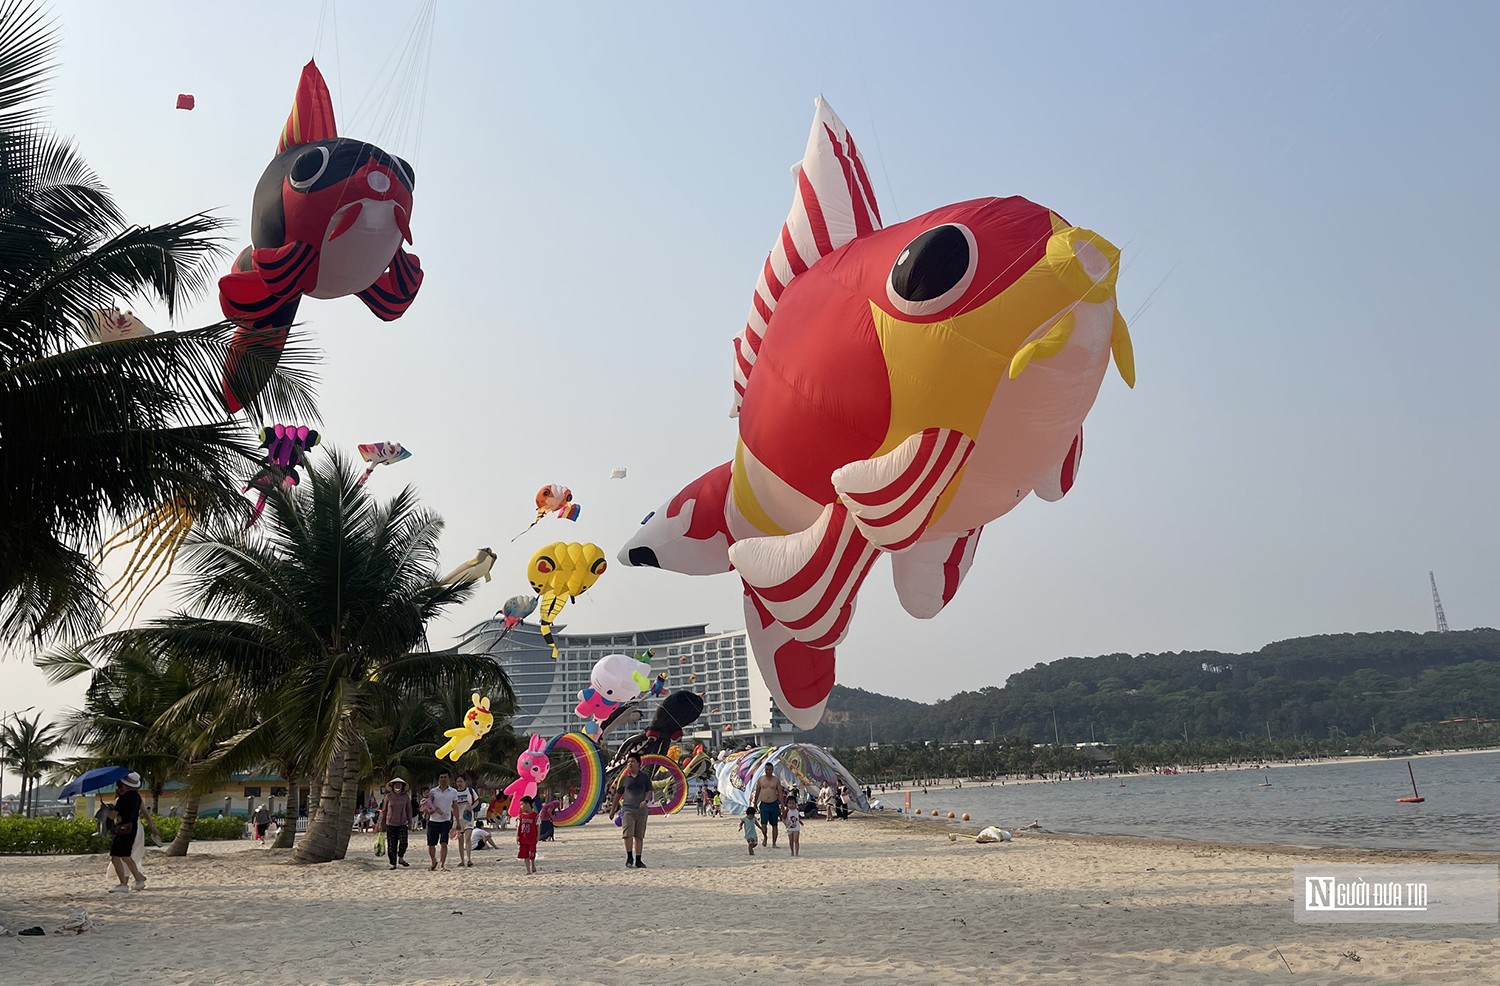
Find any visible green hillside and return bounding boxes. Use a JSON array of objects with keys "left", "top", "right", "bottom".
[{"left": 799, "top": 628, "right": 1500, "bottom": 747}]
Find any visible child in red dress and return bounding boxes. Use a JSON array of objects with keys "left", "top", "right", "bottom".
[{"left": 515, "top": 796, "right": 539, "bottom": 874}]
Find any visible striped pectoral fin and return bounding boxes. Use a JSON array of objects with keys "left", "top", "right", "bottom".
[
  {"left": 729, "top": 501, "right": 878, "bottom": 652},
  {"left": 1034, "top": 427, "right": 1082, "bottom": 503},
  {"left": 219, "top": 242, "right": 316, "bottom": 325},
  {"left": 357, "top": 247, "right": 424, "bottom": 321},
  {"left": 741, "top": 586, "right": 838, "bottom": 730},
  {"left": 890, "top": 526, "right": 983, "bottom": 619},
  {"left": 832, "top": 428, "right": 976, "bottom": 552}
]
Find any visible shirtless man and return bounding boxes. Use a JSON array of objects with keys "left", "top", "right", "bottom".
[{"left": 751, "top": 763, "right": 785, "bottom": 849}]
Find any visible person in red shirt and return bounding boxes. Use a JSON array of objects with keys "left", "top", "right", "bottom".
[{"left": 515, "top": 796, "right": 539, "bottom": 874}]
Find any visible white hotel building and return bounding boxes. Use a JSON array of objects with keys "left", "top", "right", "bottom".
[{"left": 455, "top": 617, "right": 799, "bottom": 745}]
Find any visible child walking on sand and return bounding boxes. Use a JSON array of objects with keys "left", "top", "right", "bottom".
[
  {"left": 785, "top": 801, "right": 802, "bottom": 856},
  {"left": 738, "top": 805, "right": 758, "bottom": 855},
  {"left": 515, "top": 796, "right": 539, "bottom": 874}
]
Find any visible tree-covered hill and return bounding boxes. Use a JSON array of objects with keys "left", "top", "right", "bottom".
[{"left": 799, "top": 629, "right": 1500, "bottom": 747}]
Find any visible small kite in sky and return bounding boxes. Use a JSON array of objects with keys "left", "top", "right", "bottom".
[
  {"left": 441, "top": 547, "right": 498, "bottom": 585},
  {"left": 88, "top": 307, "right": 153, "bottom": 343},
  {"left": 243, "top": 424, "right": 320, "bottom": 527},
  {"left": 356, "top": 441, "right": 411, "bottom": 485}
]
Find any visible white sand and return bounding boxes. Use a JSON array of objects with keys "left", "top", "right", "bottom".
[{"left": 3, "top": 813, "right": 1496, "bottom": 985}]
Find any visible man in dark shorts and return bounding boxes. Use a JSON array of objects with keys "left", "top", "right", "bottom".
[
  {"left": 618, "top": 753, "right": 652, "bottom": 869},
  {"left": 107, "top": 772, "right": 148, "bottom": 892},
  {"left": 752, "top": 762, "right": 785, "bottom": 849},
  {"left": 425, "top": 771, "right": 459, "bottom": 871}
]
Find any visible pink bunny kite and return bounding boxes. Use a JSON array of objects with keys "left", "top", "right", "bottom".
[{"left": 502, "top": 734, "right": 551, "bottom": 816}]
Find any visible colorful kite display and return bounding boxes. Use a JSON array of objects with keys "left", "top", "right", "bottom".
[
  {"left": 88, "top": 307, "right": 153, "bottom": 343},
  {"left": 526, "top": 542, "right": 607, "bottom": 659},
  {"left": 219, "top": 60, "right": 423, "bottom": 412},
  {"left": 608, "top": 691, "right": 705, "bottom": 769},
  {"left": 502, "top": 734, "right": 551, "bottom": 816},
  {"left": 620, "top": 97, "right": 1134, "bottom": 729},
  {"left": 513, "top": 484, "right": 580, "bottom": 540},
  {"left": 243, "top": 424, "right": 320, "bottom": 526},
  {"left": 575, "top": 653, "right": 652, "bottom": 724},
  {"left": 493, "top": 593, "right": 538, "bottom": 639},
  {"left": 440, "top": 547, "right": 497, "bottom": 585},
  {"left": 435, "top": 693, "right": 494, "bottom": 761},
  {"left": 542, "top": 732, "right": 605, "bottom": 827},
  {"left": 714, "top": 743, "right": 870, "bottom": 816},
  {"left": 356, "top": 442, "right": 411, "bottom": 485},
  {"left": 681, "top": 744, "right": 713, "bottom": 781}
]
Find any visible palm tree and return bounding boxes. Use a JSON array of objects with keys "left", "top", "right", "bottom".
[
  {"left": 0, "top": 710, "right": 64, "bottom": 816},
  {"left": 0, "top": 0, "right": 318, "bottom": 648},
  {"left": 40, "top": 641, "right": 188, "bottom": 814},
  {"left": 38, "top": 638, "right": 249, "bottom": 855},
  {"left": 115, "top": 451, "right": 513, "bottom": 863}
]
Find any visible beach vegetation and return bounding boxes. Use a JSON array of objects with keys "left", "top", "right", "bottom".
[
  {"left": 66, "top": 452, "right": 513, "bottom": 864},
  {"left": 0, "top": 0, "right": 318, "bottom": 651}
]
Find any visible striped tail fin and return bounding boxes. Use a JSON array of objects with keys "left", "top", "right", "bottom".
[{"left": 731, "top": 97, "right": 883, "bottom": 416}]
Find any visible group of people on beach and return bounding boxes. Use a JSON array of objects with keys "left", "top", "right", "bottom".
[
  {"left": 93, "top": 754, "right": 855, "bottom": 892},
  {"left": 372, "top": 771, "right": 558, "bottom": 874}
]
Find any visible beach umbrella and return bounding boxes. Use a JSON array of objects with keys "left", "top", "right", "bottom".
[{"left": 58, "top": 765, "right": 130, "bottom": 798}]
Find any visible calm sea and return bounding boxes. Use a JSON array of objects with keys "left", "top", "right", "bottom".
[{"left": 886, "top": 751, "right": 1500, "bottom": 852}]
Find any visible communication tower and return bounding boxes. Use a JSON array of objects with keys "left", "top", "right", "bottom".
[{"left": 1429, "top": 571, "right": 1449, "bottom": 633}]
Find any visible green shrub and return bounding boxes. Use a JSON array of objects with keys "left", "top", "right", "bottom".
[
  {"left": 153, "top": 815, "right": 246, "bottom": 842},
  {"left": 0, "top": 812, "right": 247, "bottom": 854},
  {"left": 0, "top": 816, "right": 106, "bottom": 855}
]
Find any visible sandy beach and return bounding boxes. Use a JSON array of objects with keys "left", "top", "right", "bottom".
[{"left": 3, "top": 812, "right": 1495, "bottom": 985}]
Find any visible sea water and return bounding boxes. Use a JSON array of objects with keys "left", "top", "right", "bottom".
[{"left": 884, "top": 751, "right": 1500, "bottom": 851}]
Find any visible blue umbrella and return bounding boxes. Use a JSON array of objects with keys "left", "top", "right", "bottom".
[{"left": 58, "top": 766, "right": 130, "bottom": 799}]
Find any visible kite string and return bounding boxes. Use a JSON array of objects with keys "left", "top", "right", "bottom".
[{"left": 846, "top": 0, "right": 900, "bottom": 223}]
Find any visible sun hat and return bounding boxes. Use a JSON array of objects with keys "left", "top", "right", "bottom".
[
  {"left": 388, "top": 777, "right": 408, "bottom": 787},
  {"left": 120, "top": 772, "right": 142, "bottom": 789}
]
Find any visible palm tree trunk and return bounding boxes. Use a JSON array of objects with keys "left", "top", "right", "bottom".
[
  {"left": 165, "top": 795, "right": 200, "bottom": 856},
  {"left": 292, "top": 744, "right": 353, "bottom": 864},
  {"left": 330, "top": 747, "right": 362, "bottom": 860},
  {"left": 271, "top": 773, "right": 297, "bottom": 848}
]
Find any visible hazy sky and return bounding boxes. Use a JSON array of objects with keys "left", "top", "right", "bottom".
[{"left": 4, "top": 1, "right": 1497, "bottom": 771}]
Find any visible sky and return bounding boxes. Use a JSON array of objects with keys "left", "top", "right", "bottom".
[{"left": 4, "top": 1, "right": 1498, "bottom": 778}]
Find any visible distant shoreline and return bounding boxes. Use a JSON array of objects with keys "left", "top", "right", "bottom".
[{"left": 872, "top": 745, "right": 1500, "bottom": 792}]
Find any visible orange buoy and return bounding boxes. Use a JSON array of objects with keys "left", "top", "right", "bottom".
[
  {"left": 946, "top": 811, "right": 956, "bottom": 819},
  {"left": 961, "top": 813, "right": 970, "bottom": 821}
]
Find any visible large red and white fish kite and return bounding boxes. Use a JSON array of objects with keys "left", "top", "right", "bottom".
[
  {"left": 621, "top": 98, "right": 1135, "bottom": 729},
  {"left": 219, "top": 60, "right": 423, "bottom": 412}
]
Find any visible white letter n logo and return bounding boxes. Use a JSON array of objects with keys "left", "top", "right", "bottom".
[{"left": 1307, "top": 877, "right": 1335, "bottom": 910}]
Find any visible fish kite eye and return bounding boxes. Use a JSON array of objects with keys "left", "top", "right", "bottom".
[
  {"left": 536, "top": 556, "right": 555, "bottom": 574},
  {"left": 289, "top": 146, "right": 331, "bottom": 190},
  {"left": 590, "top": 558, "right": 608, "bottom": 576},
  {"left": 886, "top": 223, "right": 979, "bottom": 317}
]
